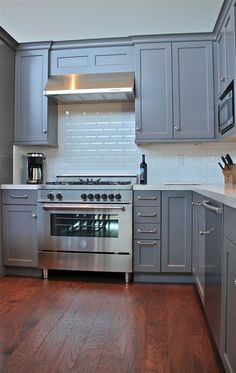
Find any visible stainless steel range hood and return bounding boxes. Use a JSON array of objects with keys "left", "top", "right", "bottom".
[{"left": 44, "top": 72, "right": 135, "bottom": 103}]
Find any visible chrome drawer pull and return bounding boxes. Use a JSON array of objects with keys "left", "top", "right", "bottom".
[
  {"left": 137, "top": 196, "right": 157, "bottom": 200},
  {"left": 192, "top": 202, "right": 202, "bottom": 206},
  {"left": 200, "top": 230, "right": 210, "bottom": 236},
  {"left": 137, "top": 213, "right": 157, "bottom": 217},
  {"left": 11, "top": 194, "right": 28, "bottom": 199},
  {"left": 137, "top": 229, "right": 157, "bottom": 234},
  {"left": 202, "top": 200, "right": 223, "bottom": 214},
  {"left": 137, "top": 241, "right": 157, "bottom": 246}
]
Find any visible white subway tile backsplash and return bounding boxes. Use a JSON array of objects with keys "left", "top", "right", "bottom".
[{"left": 13, "top": 101, "right": 236, "bottom": 184}]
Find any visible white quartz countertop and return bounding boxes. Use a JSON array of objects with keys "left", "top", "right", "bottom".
[
  {"left": 1, "top": 184, "right": 39, "bottom": 190},
  {"left": 133, "top": 184, "right": 236, "bottom": 209}
]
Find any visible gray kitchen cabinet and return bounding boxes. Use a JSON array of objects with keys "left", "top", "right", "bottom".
[
  {"left": 222, "top": 205, "right": 236, "bottom": 373},
  {"left": 216, "top": 6, "right": 235, "bottom": 96},
  {"left": 135, "top": 43, "right": 173, "bottom": 141},
  {"left": 50, "top": 46, "right": 134, "bottom": 75},
  {"left": 133, "top": 190, "right": 161, "bottom": 273},
  {"left": 192, "top": 193, "right": 205, "bottom": 304},
  {"left": 14, "top": 46, "right": 58, "bottom": 146},
  {"left": 2, "top": 190, "right": 38, "bottom": 268},
  {"left": 135, "top": 41, "right": 214, "bottom": 142},
  {"left": 172, "top": 42, "right": 214, "bottom": 139},
  {"left": 162, "top": 191, "right": 192, "bottom": 272}
]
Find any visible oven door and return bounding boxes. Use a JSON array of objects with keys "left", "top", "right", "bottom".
[{"left": 38, "top": 203, "right": 132, "bottom": 254}]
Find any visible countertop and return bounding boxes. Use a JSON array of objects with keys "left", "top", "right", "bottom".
[
  {"left": 134, "top": 184, "right": 236, "bottom": 209},
  {"left": 1, "top": 184, "right": 39, "bottom": 190},
  {"left": 2, "top": 183, "right": 236, "bottom": 209}
]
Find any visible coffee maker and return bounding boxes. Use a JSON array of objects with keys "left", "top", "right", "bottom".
[{"left": 27, "top": 153, "right": 45, "bottom": 184}]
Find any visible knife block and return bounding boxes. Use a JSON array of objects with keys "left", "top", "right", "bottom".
[{"left": 223, "top": 165, "right": 236, "bottom": 184}]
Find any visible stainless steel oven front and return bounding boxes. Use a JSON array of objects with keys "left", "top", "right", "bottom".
[{"left": 38, "top": 202, "right": 133, "bottom": 280}]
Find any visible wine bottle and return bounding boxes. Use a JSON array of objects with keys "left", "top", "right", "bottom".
[{"left": 140, "top": 154, "right": 147, "bottom": 184}]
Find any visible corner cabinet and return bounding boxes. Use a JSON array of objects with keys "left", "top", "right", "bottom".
[
  {"left": 14, "top": 45, "right": 58, "bottom": 146},
  {"left": 135, "top": 41, "right": 214, "bottom": 143},
  {"left": 2, "top": 190, "right": 38, "bottom": 268},
  {"left": 161, "top": 191, "right": 192, "bottom": 272}
]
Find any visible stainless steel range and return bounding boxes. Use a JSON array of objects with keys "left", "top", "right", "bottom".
[{"left": 37, "top": 175, "right": 136, "bottom": 283}]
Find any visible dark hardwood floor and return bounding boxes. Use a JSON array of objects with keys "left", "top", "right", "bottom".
[{"left": 0, "top": 275, "right": 224, "bottom": 373}]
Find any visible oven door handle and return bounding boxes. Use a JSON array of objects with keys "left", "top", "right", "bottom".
[{"left": 42, "top": 203, "right": 126, "bottom": 211}]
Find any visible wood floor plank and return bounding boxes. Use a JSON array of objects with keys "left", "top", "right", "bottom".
[{"left": 0, "top": 276, "right": 224, "bottom": 373}]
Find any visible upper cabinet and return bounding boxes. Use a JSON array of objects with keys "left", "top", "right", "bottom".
[
  {"left": 14, "top": 45, "right": 58, "bottom": 146},
  {"left": 135, "top": 41, "right": 214, "bottom": 143},
  {"left": 50, "top": 46, "right": 134, "bottom": 75},
  {"left": 216, "top": 6, "right": 235, "bottom": 96}
]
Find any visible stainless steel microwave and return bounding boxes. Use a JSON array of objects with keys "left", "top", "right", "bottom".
[{"left": 218, "top": 81, "right": 234, "bottom": 134}]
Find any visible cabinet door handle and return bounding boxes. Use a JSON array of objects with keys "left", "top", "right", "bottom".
[
  {"left": 200, "top": 228, "right": 215, "bottom": 236},
  {"left": 192, "top": 202, "right": 202, "bottom": 206},
  {"left": 137, "top": 213, "right": 157, "bottom": 217},
  {"left": 202, "top": 200, "right": 223, "bottom": 214},
  {"left": 174, "top": 126, "right": 180, "bottom": 131},
  {"left": 220, "top": 76, "right": 226, "bottom": 82},
  {"left": 137, "top": 196, "right": 157, "bottom": 200},
  {"left": 11, "top": 194, "right": 28, "bottom": 199},
  {"left": 136, "top": 127, "right": 141, "bottom": 132},
  {"left": 43, "top": 129, "right": 47, "bottom": 134},
  {"left": 137, "top": 241, "right": 157, "bottom": 246},
  {"left": 32, "top": 214, "right": 37, "bottom": 219},
  {"left": 137, "top": 229, "right": 157, "bottom": 233}
]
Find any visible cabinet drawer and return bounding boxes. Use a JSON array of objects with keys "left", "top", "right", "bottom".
[
  {"left": 224, "top": 205, "right": 236, "bottom": 245},
  {"left": 2, "top": 190, "right": 37, "bottom": 205},
  {"left": 133, "top": 191, "right": 161, "bottom": 206},
  {"left": 134, "top": 206, "right": 160, "bottom": 223},
  {"left": 134, "top": 223, "right": 160, "bottom": 240},
  {"left": 134, "top": 240, "right": 160, "bottom": 272}
]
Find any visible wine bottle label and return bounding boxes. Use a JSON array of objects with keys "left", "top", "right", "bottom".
[{"left": 140, "top": 167, "right": 144, "bottom": 181}]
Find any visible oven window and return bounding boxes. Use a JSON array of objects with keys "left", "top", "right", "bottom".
[{"left": 50, "top": 213, "right": 119, "bottom": 238}]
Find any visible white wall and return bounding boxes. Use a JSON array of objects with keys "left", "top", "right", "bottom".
[
  {"left": 0, "top": 0, "right": 223, "bottom": 43},
  {"left": 13, "top": 102, "right": 236, "bottom": 185}
]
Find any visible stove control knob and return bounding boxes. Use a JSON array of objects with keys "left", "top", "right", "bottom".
[
  {"left": 115, "top": 193, "right": 121, "bottom": 200},
  {"left": 94, "top": 193, "right": 101, "bottom": 200},
  {"left": 88, "top": 193, "right": 94, "bottom": 200},
  {"left": 81, "top": 193, "right": 87, "bottom": 201},
  {"left": 101, "top": 193, "right": 107, "bottom": 200},
  {"left": 47, "top": 193, "right": 54, "bottom": 201},
  {"left": 56, "top": 193, "right": 63, "bottom": 201},
  {"left": 108, "top": 193, "right": 115, "bottom": 200}
]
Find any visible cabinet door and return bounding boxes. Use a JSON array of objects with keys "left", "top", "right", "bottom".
[
  {"left": 217, "top": 7, "right": 235, "bottom": 95},
  {"left": 172, "top": 41, "right": 214, "bottom": 139},
  {"left": 133, "top": 240, "right": 160, "bottom": 272},
  {"left": 14, "top": 49, "right": 57, "bottom": 146},
  {"left": 162, "top": 191, "right": 192, "bottom": 272},
  {"left": 50, "top": 46, "right": 134, "bottom": 75},
  {"left": 2, "top": 205, "right": 38, "bottom": 267},
  {"left": 192, "top": 203, "right": 205, "bottom": 304},
  {"left": 222, "top": 237, "right": 236, "bottom": 373},
  {"left": 135, "top": 43, "right": 173, "bottom": 141}
]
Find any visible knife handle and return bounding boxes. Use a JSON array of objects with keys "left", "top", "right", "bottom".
[
  {"left": 226, "top": 154, "right": 234, "bottom": 165},
  {"left": 218, "top": 162, "right": 224, "bottom": 171},
  {"left": 221, "top": 156, "right": 230, "bottom": 169}
]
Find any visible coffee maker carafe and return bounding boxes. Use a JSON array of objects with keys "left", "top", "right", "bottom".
[{"left": 27, "top": 153, "right": 45, "bottom": 184}]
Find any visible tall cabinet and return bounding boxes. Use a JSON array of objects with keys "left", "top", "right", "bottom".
[{"left": 0, "top": 37, "right": 15, "bottom": 276}]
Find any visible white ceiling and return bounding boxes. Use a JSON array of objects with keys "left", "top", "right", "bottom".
[{"left": 0, "top": 0, "right": 224, "bottom": 43}]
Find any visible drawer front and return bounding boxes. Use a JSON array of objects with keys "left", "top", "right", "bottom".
[
  {"left": 134, "top": 223, "right": 160, "bottom": 240},
  {"left": 133, "top": 240, "right": 161, "bottom": 272},
  {"left": 2, "top": 190, "right": 37, "bottom": 205},
  {"left": 134, "top": 206, "right": 160, "bottom": 223},
  {"left": 133, "top": 191, "right": 161, "bottom": 207}
]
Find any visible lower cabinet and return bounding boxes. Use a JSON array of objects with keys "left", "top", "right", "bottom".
[
  {"left": 192, "top": 193, "right": 205, "bottom": 304},
  {"left": 222, "top": 208, "right": 236, "bottom": 373},
  {"left": 2, "top": 190, "right": 38, "bottom": 268},
  {"left": 133, "top": 190, "right": 161, "bottom": 274},
  {"left": 161, "top": 191, "right": 192, "bottom": 272}
]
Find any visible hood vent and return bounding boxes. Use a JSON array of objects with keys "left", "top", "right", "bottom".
[{"left": 44, "top": 72, "right": 135, "bottom": 103}]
